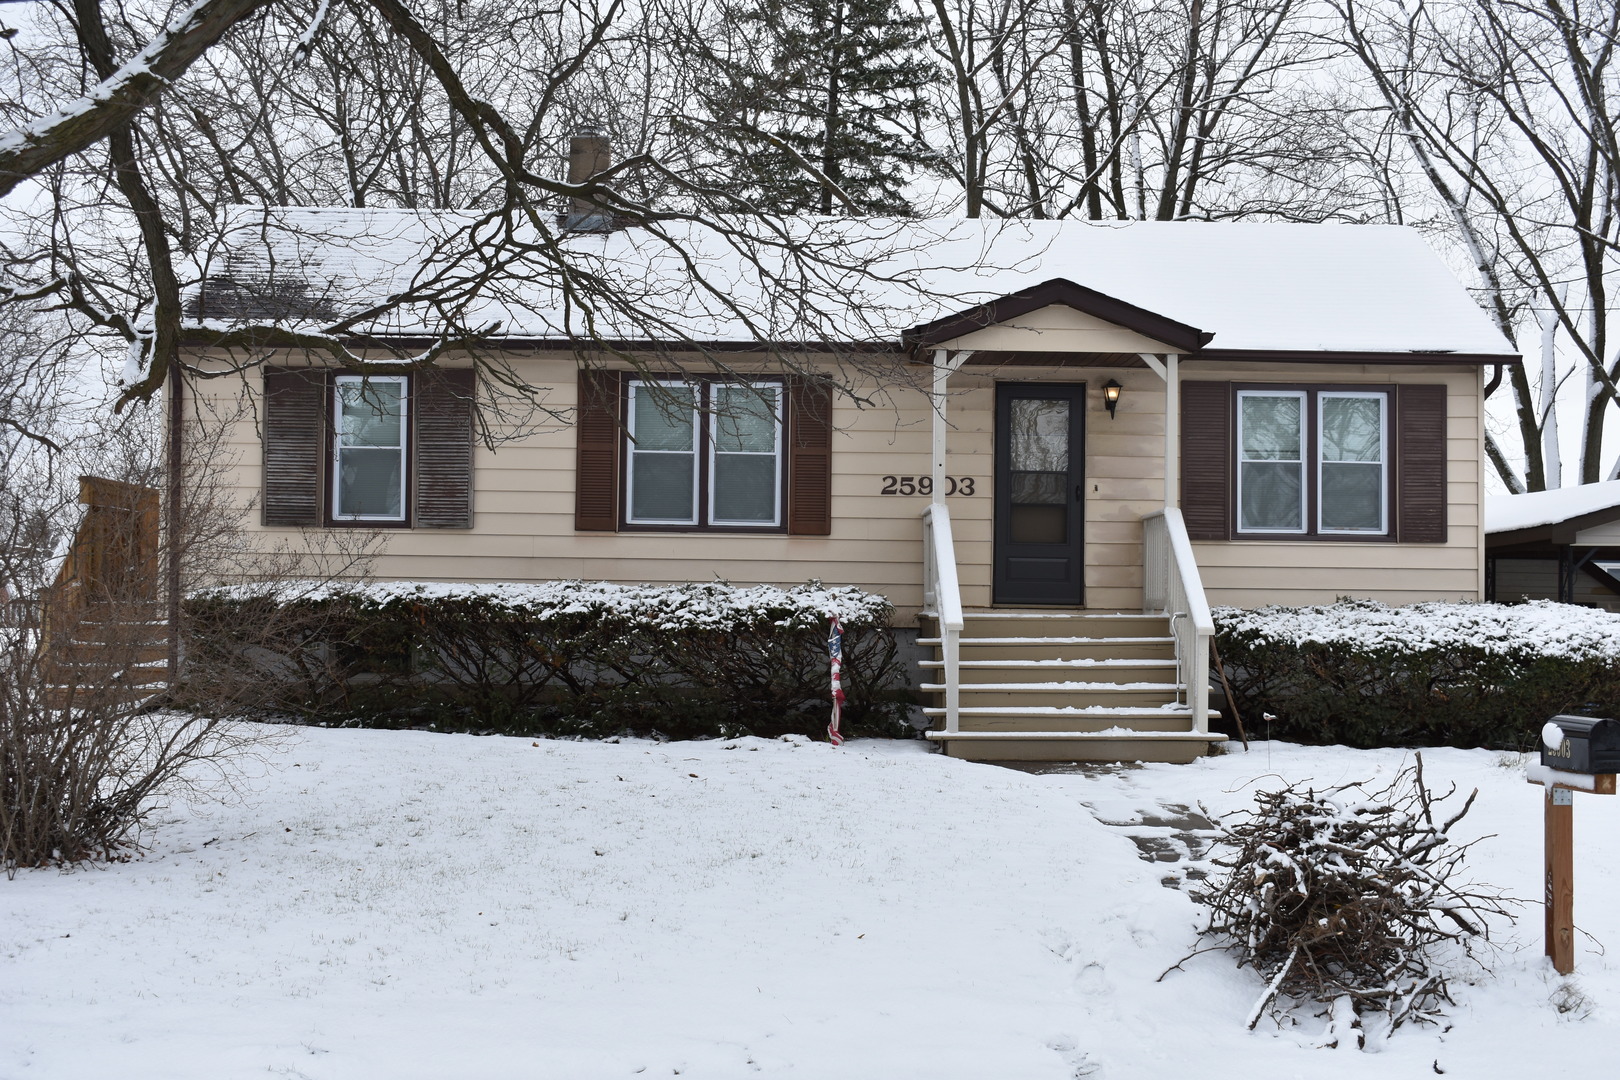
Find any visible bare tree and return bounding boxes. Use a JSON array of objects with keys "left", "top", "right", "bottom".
[
  {"left": 0, "top": 383, "right": 377, "bottom": 871},
  {"left": 0, "top": 308, "right": 81, "bottom": 610},
  {"left": 1337, "top": 0, "right": 1620, "bottom": 489},
  {"left": 922, "top": 0, "right": 1357, "bottom": 221},
  {"left": 0, "top": 0, "right": 970, "bottom": 446}
]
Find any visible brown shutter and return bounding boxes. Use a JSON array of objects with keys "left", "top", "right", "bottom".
[
  {"left": 1180, "top": 380, "right": 1231, "bottom": 540},
  {"left": 1395, "top": 383, "right": 1448, "bottom": 543},
  {"left": 787, "top": 377, "right": 833, "bottom": 535},
  {"left": 575, "top": 369, "right": 621, "bottom": 531},
  {"left": 262, "top": 367, "right": 326, "bottom": 526},
  {"left": 413, "top": 367, "right": 476, "bottom": 528}
]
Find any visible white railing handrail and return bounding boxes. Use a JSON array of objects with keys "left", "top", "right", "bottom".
[
  {"left": 1142, "top": 508, "right": 1213, "bottom": 735},
  {"left": 922, "top": 503, "right": 963, "bottom": 733},
  {"left": 922, "top": 503, "right": 964, "bottom": 633},
  {"left": 1146, "top": 508, "right": 1213, "bottom": 634}
]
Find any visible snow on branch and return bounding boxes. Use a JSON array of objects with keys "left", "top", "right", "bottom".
[
  {"left": 0, "top": 0, "right": 274, "bottom": 198},
  {"left": 1185, "top": 756, "right": 1513, "bottom": 1044},
  {"left": 195, "top": 578, "right": 895, "bottom": 631},
  {"left": 1215, "top": 597, "right": 1620, "bottom": 663}
]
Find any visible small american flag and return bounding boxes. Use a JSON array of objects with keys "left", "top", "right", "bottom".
[{"left": 827, "top": 616, "right": 846, "bottom": 746}]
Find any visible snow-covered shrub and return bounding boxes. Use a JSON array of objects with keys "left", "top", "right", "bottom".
[
  {"left": 1190, "top": 757, "right": 1510, "bottom": 1044},
  {"left": 182, "top": 580, "right": 910, "bottom": 739},
  {"left": 1215, "top": 599, "right": 1620, "bottom": 748}
]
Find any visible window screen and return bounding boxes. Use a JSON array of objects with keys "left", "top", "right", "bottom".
[
  {"left": 628, "top": 382, "right": 700, "bottom": 524},
  {"left": 1237, "top": 391, "right": 1305, "bottom": 533},
  {"left": 1319, "top": 393, "right": 1386, "bottom": 533},
  {"left": 710, "top": 383, "right": 782, "bottom": 525},
  {"left": 334, "top": 376, "right": 407, "bottom": 520}
]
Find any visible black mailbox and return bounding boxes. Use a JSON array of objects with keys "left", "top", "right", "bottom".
[{"left": 1541, "top": 715, "right": 1620, "bottom": 774}]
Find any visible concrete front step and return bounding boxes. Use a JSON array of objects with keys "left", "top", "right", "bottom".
[
  {"left": 923, "top": 703, "right": 1217, "bottom": 723},
  {"left": 917, "top": 609, "right": 1213, "bottom": 763},
  {"left": 919, "top": 637, "right": 1176, "bottom": 661},
  {"left": 928, "top": 714, "right": 1207, "bottom": 734},
  {"left": 964, "top": 612, "right": 1172, "bottom": 638},
  {"left": 922, "top": 662, "right": 1178, "bottom": 684},
  {"left": 925, "top": 729, "right": 1228, "bottom": 764},
  {"left": 920, "top": 683, "right": 1182, "bottom": 709},
  {"left": 922, "top": 611, "right": 1173, "bottom": 638}
]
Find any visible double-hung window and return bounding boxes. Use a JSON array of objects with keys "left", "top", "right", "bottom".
[
  {"left": 333, "top": 374, "right": 408, "bottom": 522},
  {"left": 1317, "top": 392, "right": 1387, "bottom": 534},
  {"left": 625, "top": 379, "right": 784, "bottom": 529},
  {"left": 1236, "top": 387, "right": 1388, "bottom": 537}
]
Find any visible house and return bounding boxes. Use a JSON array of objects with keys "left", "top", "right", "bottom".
[
  {"left": 179, "top": 145, "right": 1519, "bottom": 763},
  {"left": 1486, "top": 480, "right": 1620, "bottom": 610}
]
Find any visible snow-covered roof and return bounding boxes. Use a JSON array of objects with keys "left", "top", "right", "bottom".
[
  {"left": 1485, "top": 480, "right": 1620, "bottom": 535},
  {"left": 191, "top": 208, "right": 1517, "bottom": 357}
]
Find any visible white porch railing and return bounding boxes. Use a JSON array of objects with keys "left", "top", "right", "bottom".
[
  {"left": 922, "top": 503, "right": 964, "bottom": 733},
  {"left": 1142, "top": 508, "right": 1213, "bottom": 734}
]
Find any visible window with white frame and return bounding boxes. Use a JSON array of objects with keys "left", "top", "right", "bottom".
[
  {"left": 1237, "top": 390, "right": 1306, "bottom": 533},
  {"left": 333, "top": 375, "right": 408, "bottom": 521},
  {"left": 626, "top": 379, "right": 783, "bottom": 529},
  {"left": 1236, "top": 387, "right": 1388, "bottom": 536},
  {"left": 1318, "top": 392, "right": 1386, "bottom": 533}
]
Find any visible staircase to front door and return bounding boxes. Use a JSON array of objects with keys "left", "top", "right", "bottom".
[
  {"left": 920, "top": 503, "right": 1227, "bottom": 764},
  {"left": 917, "top": 610, "right": 1224, "bottom": 763}
]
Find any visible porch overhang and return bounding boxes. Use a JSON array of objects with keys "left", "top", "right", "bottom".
[
  {"left": 903, "top": 278, "right": 1215, "bottom": 358},
  {"left": 914, "top": 279, "right": 1201, "bottom": 513}
]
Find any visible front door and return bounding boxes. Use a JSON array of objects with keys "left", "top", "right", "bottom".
[{"left": 993, "top": 383, "right": 1085, "bottom": 606}]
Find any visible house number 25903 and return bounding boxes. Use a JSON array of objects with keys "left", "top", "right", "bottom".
[{"left": 880, "top": 475, "right": 975, "bottom": 496}]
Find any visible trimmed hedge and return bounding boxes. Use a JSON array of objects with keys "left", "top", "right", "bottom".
[
  {"left": 181, "top": 581, "right": 912, "bottom": 739},
  {"left": 1214, "top": 598, "right": 1620, "bottom": 749}
]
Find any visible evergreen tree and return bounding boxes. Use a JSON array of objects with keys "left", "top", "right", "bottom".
[{"left": 695, "top": 0, "right": 936, "bottom": 216}]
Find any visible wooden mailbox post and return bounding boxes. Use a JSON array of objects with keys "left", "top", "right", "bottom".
[{"left": 1529, "top": 716, "right": 1620, "bottom": 976}]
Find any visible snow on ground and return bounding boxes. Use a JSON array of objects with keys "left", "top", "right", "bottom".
[{"left": 3, "top": 728, "right": 1617, "bottom": 1079}]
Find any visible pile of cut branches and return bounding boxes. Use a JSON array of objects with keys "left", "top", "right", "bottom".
[{"left": 1190, "top": 756, "right": 1512, "bottom": 1044}]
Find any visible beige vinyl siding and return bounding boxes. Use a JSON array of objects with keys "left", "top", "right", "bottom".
[
  {"left": 1189, "top": 363, "right": 1483, "bottom": 607},
  {"left": 936, "top": 304, "right": 1190, "bottom": 354},
  {"left": 1575, "top": 520, "right": 1620, "bottom": 545},
  {"left": 193, "top": 352, "right": 1484, "bottom": 619},
  {"left": 199, "top": 353, "right": 946, "bottom": 612}
]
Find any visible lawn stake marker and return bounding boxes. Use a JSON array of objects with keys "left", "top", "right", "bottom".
[
  {"left": 827, "top": 616, "right": 845, "bottom": 747},
  {"left": 1527, "top": 715, "right": 1620, "bottom": 975}
]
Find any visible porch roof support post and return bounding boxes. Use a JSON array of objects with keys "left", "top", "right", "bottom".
[
  {"left": 1164, "top": 353, "right": 1179, "bottom": 510},
  {"left": 931, "top": 349, "right": 971, "bottom": 506},
  {"left": 1137, "top": 352, "right": 1179, "bottom": 510}
]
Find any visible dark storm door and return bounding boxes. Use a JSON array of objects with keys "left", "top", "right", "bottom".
[{"left": 993, "top": 383, "right": 1086, "bottom": 606}]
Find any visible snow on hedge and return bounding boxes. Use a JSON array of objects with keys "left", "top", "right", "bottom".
[
  {"left": 197, "top": 579, "right": 893, "bottom": 629},
  {"left": 1214, "top": 598, "right": 1620, "bottom": 661}
]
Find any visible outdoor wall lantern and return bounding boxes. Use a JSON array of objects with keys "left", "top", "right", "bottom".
[{"left": 1102, "top": 379, "right": 1123, "bottom": 419}]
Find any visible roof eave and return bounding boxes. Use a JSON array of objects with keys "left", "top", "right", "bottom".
[
  {"left": 178, "top": 327, "right": 906, "bottom": 355},
  {"left": 1194, "top": 348, "right": 1522, "bottom": 367},
  {"left": 1487, "top": 503, "right": 1620, "bottom": 547}
]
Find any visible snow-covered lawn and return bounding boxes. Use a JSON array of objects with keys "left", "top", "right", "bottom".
[{"left": 3, "top": 728, "right": 1618, "bottom": 1079}]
